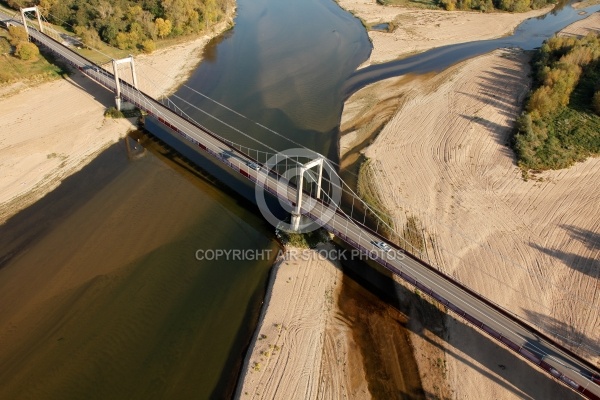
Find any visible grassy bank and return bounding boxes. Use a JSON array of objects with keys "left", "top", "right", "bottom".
[
  {"left": 357, "top": 158, "right": 431, "bottom": 257},
  {"left": 357, "top": 158, "right": 396, "bottom": 238},
  {"left": 0, "top": 29, "right": 67, "bottom": 85}
]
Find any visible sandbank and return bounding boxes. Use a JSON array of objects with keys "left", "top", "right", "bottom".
[
  {"left": 236, "top": 244, "right": 371, "bottom": 399},
  {"left": 0, "top": 10, "right": 235, "bottom": 224},
  {"left": 337, "top": 0, "right": 551, "bottom": 66}
]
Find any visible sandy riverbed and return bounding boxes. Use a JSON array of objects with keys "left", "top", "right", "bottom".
[
  {"left": 236, "top": 243, "right": 427, "bottom": 399},
  {"left": 340, "top": 11, "right": 600, "bottom": 400},
  {"left": 337, "top": 0, "right": 551, "bottom": 66},
  {"left": 236, "top": 244, "right": 371, "bottom": 399},
  {"left": 0, "top": 11, "right": 234, "bottom": 225}
]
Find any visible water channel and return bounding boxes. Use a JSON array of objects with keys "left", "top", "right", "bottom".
[{"left": 0, "top": 0, "right": 599, "bottom": 398}]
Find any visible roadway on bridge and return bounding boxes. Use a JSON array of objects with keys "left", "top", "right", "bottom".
[{"left": 15, "top": 16, "right": 600, "bottom": 399}]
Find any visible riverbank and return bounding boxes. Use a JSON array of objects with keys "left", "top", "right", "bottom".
[
  {"left": 337, "top": 0, "right": 551, "bottom": 66},
  {"left": 0, "top": 7, "right": 235, "bottom": 225},
  {"left": 340, "top": 12, "right": 600, "bottom": 400}
]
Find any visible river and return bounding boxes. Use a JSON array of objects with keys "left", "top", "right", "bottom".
[{"left": 0, "top": 0, "right": 599, "bottom": 398}]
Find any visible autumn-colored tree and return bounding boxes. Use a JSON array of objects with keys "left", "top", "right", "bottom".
[
  {"left": 74, "top": 25, "right": 102, "bottom": 50},
  {"left": 141, "top": 39, "right": 156, "bottom": 53},
  {"left": 5, "top": 0, "right": 34, "bottom": 9},
  {"left": 5, "top": 0, "right": 231, "bottom": 50},
  {"left": 115, "top": 32, "right": 132, "bottom": 50},
  {"left": 15, "top": 41, "right": 40, "bottom": 60},
  {"left": 514, "top": 33, "right": 600, "bottom": 170},
  {"left": 155, "top": 18, "right": 172, "bottom": 38},
  {"left": 8, "top": 26, "right": 28, "bottom": 47}
]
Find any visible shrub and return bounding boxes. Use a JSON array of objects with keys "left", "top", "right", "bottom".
[
  {"left": 141, "top": 39, "right": 156, "bottom": 54},
  {"left": 104, "top": 107, "right": 124, "bottom": 118},
  {"left": 8, "top": 26, "right": 28, "bottom": 46},
  {"left": 15, "top": 42, "right": 40, "bottom": 61}
]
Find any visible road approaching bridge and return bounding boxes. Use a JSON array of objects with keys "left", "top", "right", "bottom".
[{"left": 8, "top": 11, "right": 600, "bottom": 399}]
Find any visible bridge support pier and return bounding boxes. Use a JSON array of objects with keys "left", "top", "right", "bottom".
[
  {"left": 290, "top": 157, "right": 323, "bottom": 232},
  {"left": 112, "top": 55, "right": 138, "bottom": 111},
  {"left": 290, "top": 212, "right": 302, "bottom": 232}
]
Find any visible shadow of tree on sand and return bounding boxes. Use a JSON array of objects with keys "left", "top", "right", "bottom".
[
  {"left": 530, "top": 225, "right": 600, "bottom": 279},
  {"left": 522, "top": 308, "right": 600, "bottom": 369}
]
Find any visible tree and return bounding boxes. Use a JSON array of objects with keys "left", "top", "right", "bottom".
[
  {"left": 115, "top": 32, "right": 132, "bottom": 49},
  {"left": 38, "top": 0, "right": 58, "bottom": 17},
  {"left": 8, "top": 26, "right": 28, "bottom": 47},
  {"left": 47, "top": 0, "right": 72, "bottom": 26},
  {"left": 202, "top": 0, "right": 220, "bottom": 26},
  {"left": 154, "top": 17, "right": 172, "bottom": 38},
  {"left": 100, "top": 22, "right": 119, "bottom": 44},
  {"left": 74, "top": 25, "right": 102, "bottom": 50},
  {"left": 6, "top": 0, "right": 33, "bottom": 9},
  {"left": 14, "top": 0, "right": 230, "bottom": 50},
  {"left": 15, "top": 41, "right": 40, "bottom": 60}
]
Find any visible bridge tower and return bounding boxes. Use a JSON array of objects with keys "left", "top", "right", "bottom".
[
  {"left": 112, "top": 56, "right": 138, "bottom": 111},
  {"left": 291, "top": 157, "right": 324, "bottom": 232},
  {"left": 20, "top": 6, "right": 44, "bottom": 37}
]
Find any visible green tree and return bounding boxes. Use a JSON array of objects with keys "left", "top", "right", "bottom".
[
  {"left": 100, "top": 22, "right": 119, "bottom": 44},
  {"left": 15, "top": 41, "right": 40, "bottom": 60},
  {"left": 47, "top": 0, "right": 72, "bottom": 26},
  {"left": 38, "top": 0, "right": 58, "bottom": 16}
]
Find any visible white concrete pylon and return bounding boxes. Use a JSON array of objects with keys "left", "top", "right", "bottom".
[
  {"left": 112, "top": 55, "right": 138, "bottom": 111},
  {"left": 291, "top": 157, "right": 324, "bottom": 231},
  {"left": 20, "top": 6, "right": 44, "bottom": 37}
]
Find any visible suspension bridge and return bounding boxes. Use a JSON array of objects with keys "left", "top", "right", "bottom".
[{"left": 5, "top": 7, "right": 600, "bottom": 399}]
